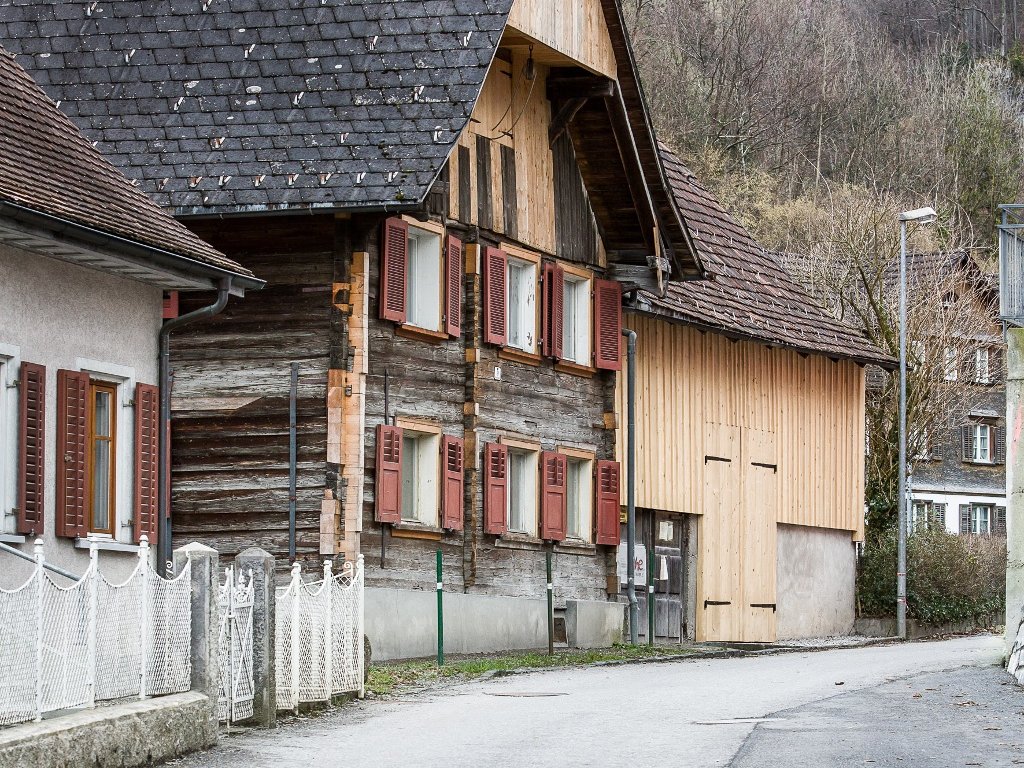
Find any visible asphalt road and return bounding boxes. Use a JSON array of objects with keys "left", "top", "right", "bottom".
[{"left": 171, "top": 635, "right": 1018, "bottom": 768}]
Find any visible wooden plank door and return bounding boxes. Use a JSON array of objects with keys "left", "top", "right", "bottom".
[
  {"left": 740, "top": 429, "right": 778, "bottom": 642},
  {"left": 696, "top": 423, "right": 741, "bottom": 642}
]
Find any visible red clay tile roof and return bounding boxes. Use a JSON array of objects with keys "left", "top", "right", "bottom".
[
  {"left": 0, "top": 47, "right": 255, "bottom": 282},
  {"left": 634, "top": 145, "right": 893, "bottom": 367}
]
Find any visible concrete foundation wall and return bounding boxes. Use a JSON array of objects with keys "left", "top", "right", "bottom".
[
  {"left": 0, "top": 692, "right": 215, "bottom": 768},
  {"left": 0, "top": 245, "right": 161, "bottom": 588},
  {"left": 565, "top": 599, "right": 624, "bottom": 648},
  {"left": 776, "top": 523, "right": 857, "bottom": 639}
]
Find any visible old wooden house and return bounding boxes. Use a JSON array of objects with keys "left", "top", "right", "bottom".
[{"left": 619, "top": 147, "right": 892, "bottom": 643}]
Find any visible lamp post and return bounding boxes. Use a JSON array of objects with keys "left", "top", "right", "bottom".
[{"left": 896, "top": 206, "right": 937, "bottom": 640}]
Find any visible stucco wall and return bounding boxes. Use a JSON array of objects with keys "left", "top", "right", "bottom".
[
  {"left": 0, "top": 244, "right": 161, "bottom": 587},
  {"left": 775, "top": 523, "right": 857, "bottom": 640}
]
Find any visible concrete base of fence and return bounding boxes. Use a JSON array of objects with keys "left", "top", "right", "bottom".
[
  {"left": 855, "top": 614, "right": 1004, "bottom": 640},
  {"left": 565, "top": 599, "right": 623, "bottom": 648},
  {"left": 366, "top": 587, "right": 548, "bottom": 661},
  {"left": 0, "top": 692, "right": 215, "bottom": 768}
]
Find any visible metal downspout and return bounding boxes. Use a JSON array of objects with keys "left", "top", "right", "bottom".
[
  {"left": 623, "top": 328, "right": 639, "bottom": 644},
  {"left": 157, "top": 278, "right": 232, "bottom": 575}
]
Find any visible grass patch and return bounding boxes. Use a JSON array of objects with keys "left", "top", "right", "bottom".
[{"left": 365, "top": 644, "right": 695, "bottom": 696}]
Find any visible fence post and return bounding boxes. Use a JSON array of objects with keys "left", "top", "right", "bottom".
[
  {"left": 173, "top": 541, "right": 220, "bottom": 741},
  {"left": 236, "top": 547, "right": 276, "bottom": 728},
  {"left": 357, "top": 554, "right": 365, "bottom": 700},
  {"left": 435, "top": 550, "right": 444, "bottom": 667},
  {"left": 33, "top": 538, "right": 44, "bottom": 722},
  {"left": 226, "top": 563, "right": 236, "bottom": 719},
  {"left": 323, "top": 559, "right": 333, "bottom": 702},
  {"left": 139, "top": 535, "right": 150, "bottom": 700},
  {"left": 289, "top": 561, "right": 301, "bottom": 711},
  {"left": 87, "top": 539, "right": 98, "bottom": 708}
]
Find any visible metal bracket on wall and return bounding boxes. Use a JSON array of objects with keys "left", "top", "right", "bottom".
[
  {"left": 751, "top": 462, "right": 778, "bottom": 473},
  {"left": 704, "top": 599, "right": 731, "bottom": 609},
  {"left": 704, "top": 455, "right": 731, "bottom": 464},
  {"left": 750, "top": 603, "right": 777, "bottom": 612}
]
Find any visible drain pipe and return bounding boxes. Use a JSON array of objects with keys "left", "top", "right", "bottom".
[
  {"left": 158, "top": 278, "right": 232, "bottom": 575},
  {"left": 622, "top": 328, "right": 639, "bottom": 644}
]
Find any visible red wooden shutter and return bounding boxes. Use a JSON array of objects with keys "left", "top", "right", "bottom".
[
  {"left": 483, "top": 442, "right": 508, "bottom": 534},
  {"left": 541, "top": 263, "right": 565, "bottom": 359},
  {"left": 593, "top": 278, "right": 622, "bottom": 370},
  {"left": 55, "top": 369, "right": 88, "bottom": 538},
  {"left": 379, "top": 217, "right": 408, "bottom": 323},
  {"left": 540, "top": 451, "right": 567, "bottom": 541},
  {"left": 162, "top": 291, "right": 179, "bottom": 320},
  {"left": 482, "top": 247, "right": 507, "bottom": 346},
  {"left": 16, "top": 362, "right": 46, "bottom": 536},
  {"left": 441, "top": 435, "right": 464, "bottom": 530},
  {"left": 445, "top": 234, "right": 463, "bottom": 338},
  {"left": 134, "top": 383, "right": 160, "bottom": 544},
  {"left": 375, "top": 424, "right": 403, "bottom": 523},
  {"left": 595, "top": 460, "right": 621, "bottom": 545}
]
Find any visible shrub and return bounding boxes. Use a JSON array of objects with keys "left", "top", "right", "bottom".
[{"left": 857, "top": 528, "right": 1006, "bottom": 624}]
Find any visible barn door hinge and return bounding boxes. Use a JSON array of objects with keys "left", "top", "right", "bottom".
[
  {"left": 750, "top": 603, "right": 777, "bottom": 612},
  {"left": 704, "top": 455, "right": 731, "bottom": 464},
  {"left": 751, "top": 462, "right": 777, "bottom": 473},
  {"left": 703, "top": 599, "right": 730, "bottom": 609}
]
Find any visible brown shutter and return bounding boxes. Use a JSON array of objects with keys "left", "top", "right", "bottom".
[
  {"left": 595, "top": 460, "right": 621, "bottom": 545},
  {"left": 593, "top": 279, "right": 622, "bottom": 370},
  {"left": 959, "top": 504, "right": 971, "bottom": 534},
  {"left": 444, "top": 234, "right": 463, "bottom": 338},
  {"left": 995, "top": 426, "right": 1007, "bottom": 464},
  {"left": 379, "top": 217, "right": 408, "bottom": 323},
  {"left": 995, "top": 506, "right": 1007, "bottom": 535},
  {"left": 55, "top": 370, "right": 89, "bottom": 538},
  {"left": 162, "top": 291, "right": 179, "bottom": 320},
  {"left": 375, "top": 424, "right": 403, "bottom": 523},
  {"left": 540, "top": 451, "right": 567, "bottom": 541},
  {"left": 483, "top": 442, "right": 508, "bottom": 535},
  {"left": 482, "top": 247, "right": 507, "bottom": 346},
  {"left": 933, "top": 503, "right": 947, "bottom": 530},
  {"left": 441, "top": 435, "right": 464, "bottom": 530},
  {"left": 541, "top": 263, "right": 565, "bottom": 360},
  {"left": 961, "top": 425, "right": 973, "bottom": 461},
  {"left": 134, "top": 383, "right": 159, "bottom": 544},
  {"left": 16, "top": 362, "right": 46, "bottom": 536}
]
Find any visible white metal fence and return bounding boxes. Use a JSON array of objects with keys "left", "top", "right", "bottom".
[
  {"left": 0, "top": 537, "right": 192, "bottom": 727},
  {"left": 274, "top": 556, "right": 364, "bottom": 711},
  {"left": 218, "top": 564, "right": 255, "bottom": 724}
]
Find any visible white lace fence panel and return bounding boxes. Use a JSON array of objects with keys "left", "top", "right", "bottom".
[
  {"left": 274, "top": 556, "right": 364, "bottom": 711},
  {"left": 0, "top": 536, "right": 192, "bottom": 727},
  {"left": 218, "top": 564, "right": 255, "bottom": 724}
]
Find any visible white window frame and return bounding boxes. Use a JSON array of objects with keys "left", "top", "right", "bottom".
[
  {"left": 76, "top": 359, "right": 135, "bottom": 543},
  {"left": 405, "top": 225, "right": 443, "bottom": 333},
  {"left": 506, "top": 256, "right": 539, "bottom": 354},
  {"left": 975, "top": 348, "right": 990, "bottom": 384},
  {"left": 399, "top": 428, "right": 440, "bottom": 527},
  {"left": 944, "top": 348, "right": 958, "bottom": 381},
  {"left": 0, "top": 343, "right": 20, "bottom": 537},
  {"left": 565, "top": 455, "right": 593, "bottom": 542},
  {"left": 561, "top": 272, "right": 592, "bottom": 366},
  {"left": 972, "top": 423, "right": 992, "bottom": 463},
  {"left": 506, "top": 446, "right": 539, "bottom": 535},
  {"left": 970, "top": 504, "right": 991, "bottom": 535}
]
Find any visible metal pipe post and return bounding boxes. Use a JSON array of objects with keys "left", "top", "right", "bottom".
[
  {"left": 897, "top": 220, "right": 908, "bottom": 640},
  {"left": 623, "top": 328, "right": 639, "bottom": 645},
  {"left": 288, "top": 361, "right": 298, "bottom": 562},
  {"left": 546, "top": 550, "right": 554, "bottom": 656},
  {"left": 648, "top": 549, "right": 655, "bottom": 646},
  {"left": 436, "top": 549, "right": 444, "bottom": 666}
]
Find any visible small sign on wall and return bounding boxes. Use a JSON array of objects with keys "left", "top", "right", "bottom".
[{"left": 616, "top": 543, "right": 647, "bottom": 586}]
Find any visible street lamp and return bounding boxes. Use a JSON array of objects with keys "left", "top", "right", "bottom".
[{"left": 896, "top": 206, "right": 937, "bottom": 640}]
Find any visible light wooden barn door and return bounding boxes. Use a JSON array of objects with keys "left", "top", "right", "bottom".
[
  {"left": 740, "top": 429, "right": 778, "bottom": 642},
  {"left": 696, "top": 424, "right": 741, "bottom": 642}
]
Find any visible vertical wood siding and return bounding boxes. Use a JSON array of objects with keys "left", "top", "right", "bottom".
[
  {"left": 617, "top": 313, "right": 866, "bottom": 539},
  {"left": 506, "top": 0, "right": 618, "bottom": 79}
]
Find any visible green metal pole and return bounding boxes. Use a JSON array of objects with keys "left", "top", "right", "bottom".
[
  {"left": 648, "top": 550, "right": 655, "bottom": 646},
  {"left": 546, "top": 550, "right": 554, "bottom": 656},
  {"left": 436, "top": 549, "right": 444, "bottom": 666}
]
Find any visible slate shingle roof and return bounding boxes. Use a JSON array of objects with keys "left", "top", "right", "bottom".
[
  {"left": 634, "top": 145, "right": 893, "bottom": 367},
  {"left": 0, "top": 46, "right": 256, "bottom": 280},
  {"left": 0, "top": 0, "right": 513, "bottom": 216}
]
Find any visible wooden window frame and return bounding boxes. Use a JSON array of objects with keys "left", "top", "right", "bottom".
[
  {"left": 970, "top": 504, "right": 992, "bottom": 535},
  {"left": 394, "top": 416, "right": 443, "bottom": 530},
  {"left": 560, "top": 263, "right": 593, "bottom": 369},
  {"left": 498, "top": 435, "right": 541, "bottom": 537},
  {"left": 561, "top": 447, "right": 596, "bottom": 543},
  {"left": 972, "top": 422, "right": 992, "bottom": 463},
  {"left": 500, "top": 243, "right": 541, "bottom": 360},
  {"left": 0, "top": 348, "right": 16, "bottom": 535},
  {"left": 975, "top": 347, "right": 991, "bottom": 385},
  {"left": 401, "top": 216, "right": 446, "bottom": 336},
  {"left": 85, "top": 380, "right": 118, "bottom": 536}
]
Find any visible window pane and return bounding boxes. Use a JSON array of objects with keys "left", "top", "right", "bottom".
[
  {"left": 407, "top": 230, "right": 441, "bottom": 331},
  {"left": 92, "top": 438, "right": 110, "bottom": 531},
  {"left": 507, "top": 450, "right": 537, "bottom": 534},
  {"left": 401, "top": 435, "right": 417, "bottom": 521},
  {"left": 507, "top": 260, "right": 535, "bottom": 352},
  {"left": 562, "top": 278, "right": 591, "bottom": 365},
  {"left": 94, "top": 390, "right": 111, "bottom": 438},
  {"left": 566, "top": 459, "right": 592, "bottom": 540}
]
